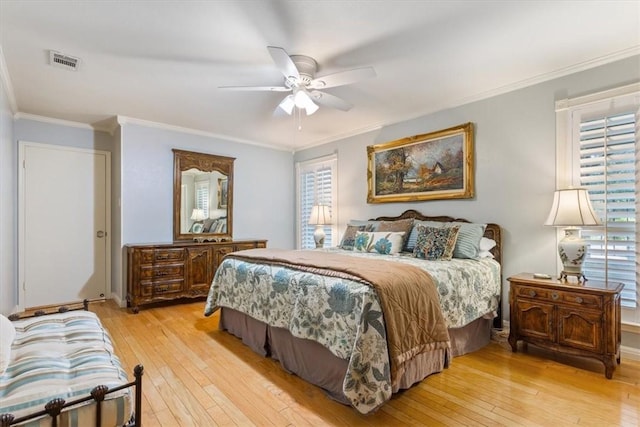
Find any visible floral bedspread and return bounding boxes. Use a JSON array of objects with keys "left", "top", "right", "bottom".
[{"left": 204, "top": 249, "right": 500, "bottom": 414}]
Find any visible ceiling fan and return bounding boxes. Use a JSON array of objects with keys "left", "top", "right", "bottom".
[{"left": 219, "top": 46, "right": 376, "bottom": 116}]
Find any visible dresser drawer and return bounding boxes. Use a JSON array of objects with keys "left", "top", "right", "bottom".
[
  {"left": 140, "top": 279, "right": 184, "bottom": 296},
  {"left": 140, "top": 264, "right": 184, "bottom": 280},
  {"left": 140, "top": 248, "right": 185, "bottom": 264}
]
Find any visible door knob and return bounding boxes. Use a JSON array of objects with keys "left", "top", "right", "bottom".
[{"left": 97, "top": 231, "right": 106, "bottom": 238}]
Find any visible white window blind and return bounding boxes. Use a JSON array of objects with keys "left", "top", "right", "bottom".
[
  {"left": 195, "top": 181, "right": 209, "bottom": 218},
  {"left": 579, "top": 110, "right": 637, "bottom": 307},
  {"left": 296, "top": 155, "right": 337, "bottom": 249}
]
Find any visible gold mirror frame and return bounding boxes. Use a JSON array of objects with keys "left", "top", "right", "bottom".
[{"left": 173, "top": 149, "right": 235, "bottom": 241}]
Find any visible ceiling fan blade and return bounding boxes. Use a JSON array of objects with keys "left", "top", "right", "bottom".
[
  {"left": 308, "top": 67, "right": 376, "bottom": 90},
  {"left": 218, "top": 85, "right": 290, "bottom": 92},
  {"left": 267, "top": 46, "right": 300, "bottom": 80},
  {"left": 309, "top": 90, "right": 353, "bottom": 111}
]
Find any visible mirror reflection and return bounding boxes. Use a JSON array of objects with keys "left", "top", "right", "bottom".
[
  {"left": 173, "top": 149, "right": 234, "bottom": 241},
  {"left": 180, "top": 169, "right": 228, "bottom": 234}
]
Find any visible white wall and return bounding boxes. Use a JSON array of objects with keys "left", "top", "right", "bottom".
[
  {"left": 294, "top": 55, "right": 640, "bottom": 324},
  {"left": 0, "top": 72, "right": 16, "bottom": 315}
]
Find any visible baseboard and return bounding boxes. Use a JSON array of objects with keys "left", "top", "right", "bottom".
[
  {"left": 111, "top": 293, "right": 126, "bottom": 308},
  {"left": 621, "top": 345, "right": 640, "bottom": 361}
]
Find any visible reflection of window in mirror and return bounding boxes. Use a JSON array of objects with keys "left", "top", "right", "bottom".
[{"left": 195, "top": 181, "right": 210, "bottom": 218}]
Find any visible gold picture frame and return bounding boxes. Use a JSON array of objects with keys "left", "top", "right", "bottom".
[{"left": 367, "top": 122, "right": 474, "bottom": 203}]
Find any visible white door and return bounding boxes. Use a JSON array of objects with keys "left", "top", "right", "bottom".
[{"left": 19, "top": 142, "right": 110, "bottom": 309}]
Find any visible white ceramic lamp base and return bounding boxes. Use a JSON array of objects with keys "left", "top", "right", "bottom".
[
  {"left": 313, "top": 226, "right": 325, "bottom": 249},
  {"left": 558, "top": 227, "right": 587, "bottom": 281}
]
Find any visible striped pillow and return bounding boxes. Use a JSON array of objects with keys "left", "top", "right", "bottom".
[{"left": 449, "top": 222, "right": 487, "bottom": 259}]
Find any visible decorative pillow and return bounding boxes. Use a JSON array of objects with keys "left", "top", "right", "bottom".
[
  {"left": 0, "top": 314, "right": 15, "bottom": 374},
  {"left": 202, "top": 218, "right": 216, "bottom": 232},
  {"left": 449, "top": 222, "right": 487, "bottom": 259},
  {"left": 339, "top": 224, "right": 366, "bottom": 250},
  {"left": 369, "top": 232, "right": 405, "bottom": 255},
  {"left": 404, "top": 220, "right": 446, "bottom": 251},
  {"left": 478, "top": 237, "right": 497, "bottom": 258},
  {"left": 413, "top": 224, "right": 460, "bottom": 260},
  {"left": 349, "top": 219, "right": 377, "bottom": 232},
  {"left": 353, "top": 231, "right": 373, "bottom": 252},
  {"left": 353, "top": 231, "right": 406, "bottom": 254},
  {"left": 375, "top": 219, "right": 414, "bottom": 248}
]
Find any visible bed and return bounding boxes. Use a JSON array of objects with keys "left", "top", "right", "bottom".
[
  {"left": 204, "top": 210, "right": 502, "bottom": 414},
  {"left": 0, "top": 302, "right": 143, "bottom": 427}
]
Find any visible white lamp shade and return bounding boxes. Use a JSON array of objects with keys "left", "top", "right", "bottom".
[
  {"left": 278, "top": 95, "right": 295, "bottom": 115},
  {"left": 190, "top": 208, "right": 207, "bottom": 221},
  {"left": 293, "top": 88, "right": 319, "bottom": 116},
  {"left": 308, "top": 205, "right": 331, "bottom": 225},
  {"left": 544, "top": 188, "right": 601, "bottom": 227}
]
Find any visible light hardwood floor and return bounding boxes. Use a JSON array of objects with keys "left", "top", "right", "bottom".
[{"left": 91, "top": 300, "right": 639, "bottom": 426}]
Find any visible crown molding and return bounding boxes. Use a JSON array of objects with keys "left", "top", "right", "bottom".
[
  {"left": 116, "top": 115, "right": 291, "bottom": 152},
  {"left": 13, "top": 112, "right": 116, "bottom": 133},
  {"left": 0, "top": 45, "right": 18, "bottom": 114}
]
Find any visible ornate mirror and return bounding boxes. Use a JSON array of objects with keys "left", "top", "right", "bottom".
[{"left": 173, "top": 149, "right": 234, "bottom": 241}]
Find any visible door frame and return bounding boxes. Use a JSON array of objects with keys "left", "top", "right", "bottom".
[{"left": 18, "top": 141, "right": 111, "bottom": 311}]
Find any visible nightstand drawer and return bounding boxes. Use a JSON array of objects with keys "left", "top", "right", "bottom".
[
  {"left": 558, "top": 290, "right": 602, "bottom": 309},
  {"left": 515, "top": 285, "right": 552, "bottom": 300},
  {"left": 514, "top": 285, "right": 602, "bottom": 309}
]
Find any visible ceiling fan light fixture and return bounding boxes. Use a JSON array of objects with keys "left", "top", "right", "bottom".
[
  {"left": 304, "top": 102, "right": 319, "bottom": 115},
  {"left": 278, "top": 95, "right": 295, "bottom": 114},
  {"left": 293, "top": 88, "right": 319, "bottom": 115}
]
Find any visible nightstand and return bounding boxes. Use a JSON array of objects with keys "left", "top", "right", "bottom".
[{"left": 507, "top": 273, "right": 623, "bottom": 379}]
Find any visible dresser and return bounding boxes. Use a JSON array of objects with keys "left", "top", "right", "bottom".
[
  {"left": 507, "top": 273, "right": 623, "bottom": 378},
  {"left": 126, "top": 239, "right": 266, "bottom": 312}
]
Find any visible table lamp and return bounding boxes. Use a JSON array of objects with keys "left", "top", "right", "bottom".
[
  {"left": 308, "top": 205, "right": 331, "bottom": 248},
  {"left": 544, "top": 188, "right": 602, "bottom": 281}
]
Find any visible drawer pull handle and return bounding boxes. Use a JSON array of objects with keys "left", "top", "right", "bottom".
[
  {"left": 575, "top": 297, "right": 584, "bottom": 304},
  {"left": 156, "top": 286, "right": 169, "bottom": 293},
  {"left": 156, "top": 255, "right": 168, "bottom": 260},
  {"left": 552, "top": 292, "right": 559, "bottom": 300},
  {"left": 528, "top": 290, "right": 536, "bottom": 297}
]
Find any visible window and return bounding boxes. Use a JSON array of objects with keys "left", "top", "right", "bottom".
[
  {"left": 195, "top": 180, "right": 209, "bottom": 218},
  {"left": 557, "top": 84, "right": 640, "bottom": 314},
  {"left": 296, "top": 154, "right": 337, "bottom": 249}
]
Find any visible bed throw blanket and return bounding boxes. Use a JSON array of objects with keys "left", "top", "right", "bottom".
[{"left": 224, "top": 248, "right": 451, "bottom": 383}]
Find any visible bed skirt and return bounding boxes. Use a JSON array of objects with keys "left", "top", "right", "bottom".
[{"left": 219, "top": 307, "right": 491, "bottom": 405}]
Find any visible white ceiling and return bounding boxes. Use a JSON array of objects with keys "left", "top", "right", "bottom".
[{"left": 1, "top": 1, "right": 639, "bottom": 151}]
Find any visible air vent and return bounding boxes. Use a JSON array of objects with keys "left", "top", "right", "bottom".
[{"left": 49, "top": 51, "right": 81, "bottom": 71}]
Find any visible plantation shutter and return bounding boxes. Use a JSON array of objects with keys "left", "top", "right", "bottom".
[
  {"left": 297, "top": 155, "right": 337, "bottom": 249},
  {"left": 578, "top": 106, "right": 638, "bottom": 307},
  {"left": 195, "top": 181, "right": 209, "bottom": 218}
]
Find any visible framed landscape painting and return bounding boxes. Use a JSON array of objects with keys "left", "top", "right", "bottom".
[{"left": 367, "top": 122, "right": 474, "bottom": 203}]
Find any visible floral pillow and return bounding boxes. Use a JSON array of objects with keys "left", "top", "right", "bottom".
[
  {"left": 339, "top": 224, "right": 366, "bottom": 250},
  {"left": 354, "top": 231, "right": 405, "bottom": 254},
  {"left": 413, "top": 224, "right": 460, "bottom": 260},
  {"left": 375, "top": 219, "right": 414, "bottom": 248}
]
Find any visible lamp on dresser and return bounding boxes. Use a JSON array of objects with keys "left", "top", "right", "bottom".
[
  {"left": 308, "top": 204, "right": 331, "bottom": 248},
  {"left": 544, "top": 187, "right": 602, "bottom": 281}
]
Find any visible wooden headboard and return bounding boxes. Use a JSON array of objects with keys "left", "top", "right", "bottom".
[{"left": 371, "top": 209, "right": 503, "bottom": 329}]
